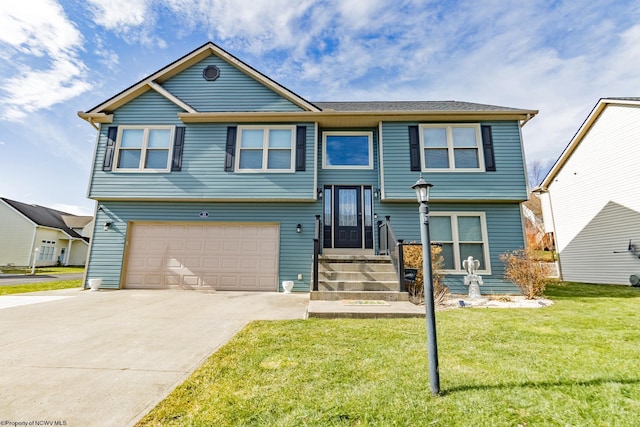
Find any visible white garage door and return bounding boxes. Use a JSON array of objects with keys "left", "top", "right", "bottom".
[{"left": 123, "top": 222, "right": 279, "bottom": 291}]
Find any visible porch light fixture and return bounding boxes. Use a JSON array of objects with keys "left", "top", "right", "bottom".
[
  {"left": 317, "top": 188, "right": 323, "bottom": 199},
  {"left": 411, "top": 174, "right": 440, "bottom": 395},
  {"left": 374, "top": 188, "right": 380, "bottom": 199},
  {"left": 103, "top": 221, "right": 113, "bottom": 232},
  {"left": 296, "top": 224, "right": 302, "bottom": 233}
]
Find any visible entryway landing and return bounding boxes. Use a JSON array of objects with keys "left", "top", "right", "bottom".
[{"left": 308, "top": 252, "right": 424, "bottom": 318}]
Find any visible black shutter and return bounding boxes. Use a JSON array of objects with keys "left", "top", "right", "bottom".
[
  {"left": 171, "top": 126, "right": 185, "bottom": 171},
  {"left": 225, "top": 126, "right": 237, "bottom": 171},
  {"left": 103, "top": 126, "right": 117, "bottom": 171},
  {"left": 295, "top": 126, "right": 306, "bottom": 171},
  {"left": 481, "top": 125, "right": 496, "bottom": 172},
  {"left": 408, "top": 125, "right": 421, "bottom": 171}
]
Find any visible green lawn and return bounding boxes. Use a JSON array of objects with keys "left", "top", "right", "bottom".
[
  {"left": 0, "top": 280, "right": 82, "bottom": 295},
  {"left": 0, "top": 266, "right": 85, "bottom": 275},
  {"left": 138, "top": 282, "right": 640, "bottom": 426}
]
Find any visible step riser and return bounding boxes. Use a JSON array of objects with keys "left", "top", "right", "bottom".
[
  {"left": 319, "top": 264, "right": 397, "bottom": 274},
  {"left": 318, "top": 281, "right": 400, "bottom": 292},
  {"left": 319, "top": 272, "right": 398, "bottom": 281},
  {"left": 310, "top": 291, "right": 409, "bottom": 301}
]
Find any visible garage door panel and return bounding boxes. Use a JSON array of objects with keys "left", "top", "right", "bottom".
[{"left": 124, "top": 223, "right": 278, "bottom": 291}]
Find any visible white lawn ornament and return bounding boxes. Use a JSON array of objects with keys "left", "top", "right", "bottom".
[{"left": 463, "top": 256, "right": 483, "bottom": 299}]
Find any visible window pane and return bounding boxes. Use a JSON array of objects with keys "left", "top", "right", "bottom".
[
  {"left": 440, "top": 243, "right": 455, "bottom": 270},
  {"left": 338, "top": 189, "right": 357, "bottom": 226},
  {"left": 454, "top": 148, "right": 479, "bottom": 168},
  {"left": 267, "top": 150, "right": 291, "bottom": 169},
  {"left": 458, "top": 216, "right": 482, "bottom": 241},
  {"left": 269, "top": 129, "right": 292, "bottom": 148},
  {"left": 240, "top": 129, "right": 264, "bottom": 148},
  {"left": 452, "top": 127, "right": 477, "bottom": 147},
  {"left": 121, "top": 129, "right": 144, "bottom": 148},
  {"left": 239, "top": 150, "right": 263, "bottom": 169},
  {"left": 430, "top": 216, "right": 452, "bottom": 241},
  {"left": 325, "top": 135, "right": 370, "bottom": 166},
  {"left": 324, "top": 188, "right": 332, "bottom": 225},
  {"left": 148, "top": 129, "right": 171, "bottom": 148},
  {"left": 145, "top": 150, "right": 169, "bottom": 169},
  {"left": 118, "top": 150, "right": 141, "bottom": 168},
  {"left": 460, "top": 243, "right": 485, "bottom": 269},
  {"left": 364, "top": 188, "right": 372, "bottom": 227},
  {"left": 422, "top": 128, "right": 447, "bottom": 147},
  {"left": 424, "top": 148, "right": 449, "bottom": 168}
]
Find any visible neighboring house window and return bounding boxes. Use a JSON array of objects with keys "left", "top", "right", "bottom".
[
  {"left": 37, "top": 244, "right": 56, "bottom": 262},
  {"left": 323, "top": 132, "right": 373, "bottom": 169},
  {"left": 429, "top": 212, "right": 491, "bottom": 274},
  {"left": 114, "top": 126, "right": 174, "bottom": 172},
  {"left": 420, "top": 124, "right": 483, "bottom": 171},
  {"left": 236, "top": 126, "right": 295, "bottom": 172}
]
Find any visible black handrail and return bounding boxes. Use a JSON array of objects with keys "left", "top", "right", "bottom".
[
  {"left": 378, "top": 216, "right": 407, "bottom": 292},
  {"left": 312, "top": 214, "right": 321, "bottom": 291}
]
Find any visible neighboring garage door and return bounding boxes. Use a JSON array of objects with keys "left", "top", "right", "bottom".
[{"left": 123, "top": 222, "right": 279, "bottom": 291}]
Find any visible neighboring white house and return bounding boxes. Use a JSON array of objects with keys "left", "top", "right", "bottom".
[
  {"left": 537, "top": 98, "right": 640, "bottom": 285},
  {"left": 0, "top": 198, "right": 93, "bottom": 267}
]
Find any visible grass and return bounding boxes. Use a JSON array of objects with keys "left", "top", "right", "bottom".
[
  {"left": 138, "top": 282, "right": 640, "bottom": 426},
  {"left": 0, "top": 280, "right": 82, "bottom": 295},
  {"left": 530, "top": 249, "right": 557, "bottom": 263},
  {"left": 0, "top": 266, "right": 85, "bottom": 275}
]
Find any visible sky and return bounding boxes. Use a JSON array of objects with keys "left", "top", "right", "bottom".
[{"left": 1, "top": 0, "right": 639, "bottom": 216}]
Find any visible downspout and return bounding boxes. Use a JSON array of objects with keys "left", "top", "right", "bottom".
[
  {"left": 66, "top": 239, "right": 73, "bottom": 266},
  {"left": 533, "top": 186, "right": 564, "bottom": 281},
  {"left": 28, "top": 226, "right": 38, "bottom": 267}
]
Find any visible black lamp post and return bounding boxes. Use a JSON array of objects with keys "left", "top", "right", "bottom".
[{"left": 411, "top": 175, "right": 440, "bottom": 395}]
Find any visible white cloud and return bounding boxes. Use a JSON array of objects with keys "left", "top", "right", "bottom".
[
  {"left": 0, "top": 0, "right": 90, "bottom": 121},
  {"left": 86, "top": 0, "right": 166, "bottom": 47}
]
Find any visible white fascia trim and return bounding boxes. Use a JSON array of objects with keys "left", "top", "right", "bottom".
[{"left": 147, "top": 81, "right": 197, "bottom": 113}]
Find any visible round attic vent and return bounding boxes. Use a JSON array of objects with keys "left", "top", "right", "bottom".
[{"left": 203, "top": 65, "right": 220, "bottom": 81}]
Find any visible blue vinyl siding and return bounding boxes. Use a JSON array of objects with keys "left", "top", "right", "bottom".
[
  {"left": 381, "top": 121, "right": 528, "bottom": 201},
  {"left": 86, "top": 201, "right": 319, "bottom": 290},
  {"left": 377, "top": 202, "right": 524, "bottom": 293},
  {"left": 161, "top": 56, "right": 304, "bottom": 112},
  {"left": 88, "top": 93, "right": 316, "bottom": 200}
]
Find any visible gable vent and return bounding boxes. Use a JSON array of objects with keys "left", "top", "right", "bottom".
[{"left": 203, "top": 65, "right": 220, "bottom": 81}]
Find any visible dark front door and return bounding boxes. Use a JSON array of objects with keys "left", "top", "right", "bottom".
[{"left": 334, "top": 186, "right": 362, "bottom": 248}]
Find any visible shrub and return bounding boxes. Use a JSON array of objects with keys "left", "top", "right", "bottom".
[
  {"left": 499, "top": 248, "right": 549, "bottom": 299},
  {"left": 402, "top": 244, "right": 448, "bottom": 305}
]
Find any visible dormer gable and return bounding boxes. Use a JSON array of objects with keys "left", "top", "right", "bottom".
[{"left": 78, "top": 42, "right": 320, "bottom": 128}]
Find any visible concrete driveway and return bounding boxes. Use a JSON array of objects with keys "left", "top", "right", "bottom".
[{"left": 0, "top": 288, "right": 309, "bottom": 426}]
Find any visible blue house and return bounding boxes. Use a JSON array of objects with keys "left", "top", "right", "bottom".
[{"left": 78, "top": 42, "right": 537, "bottom": 295}]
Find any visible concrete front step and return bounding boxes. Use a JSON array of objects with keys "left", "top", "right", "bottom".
[
  {"left": 319, "top": 262, "right": 397, "bottom": 272},
  {"left": 319, "top": 254, "right": 391, "bottom": 263},
  {"left": 310, "top": 291, "right": 409, "bottom": 301},
  {"left": 318, "top": 280, "right": 400, "bottom": 292},
  {"left": 319, "top": 271, "right": 397, "bottom": 281},
  {"left": 307, "top": 299, "right": 424, "bottom": 319}
]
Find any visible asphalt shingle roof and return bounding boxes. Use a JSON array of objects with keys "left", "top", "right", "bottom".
[
  {"left": 313, "top": 101, "right": 528, "bottom": 112},
  {"left": 1, "top": 198, "right": 87, "bottom": 240}
]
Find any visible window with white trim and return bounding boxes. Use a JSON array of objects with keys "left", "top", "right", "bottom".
[
  {"left": 37, "top": 244, "right": 56, "bottom": 261},
  {"left": 429, "top": 212, "right": 491, "bottom": 274},
  {"left": 420, "top": 124, "right": 483, "bottom": 171},
  {"left": 322, "top": 132, "right": 373, "bottom": 169},
  {"left": 114, "top": 126, "right": 174, "bottom": 172},
  {"left": 236, "top": 126, "right": 295, "bottom": 172}
]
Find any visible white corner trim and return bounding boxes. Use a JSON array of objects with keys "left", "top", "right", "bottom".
[{"left": 147, "top": 81, "right": 197, "bottom": 113}]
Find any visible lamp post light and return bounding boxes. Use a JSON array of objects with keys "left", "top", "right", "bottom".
[{"left": 411, "top": 175, "right": 440, "bottom": 395}]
